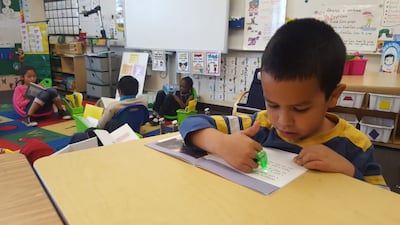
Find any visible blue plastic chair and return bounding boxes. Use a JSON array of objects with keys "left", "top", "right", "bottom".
[
  {"left": 105, "top": 104, "right": 149, "bottom": 133},
  {"left": 232, "top": 68, "right": 266, "bottom": 115}
]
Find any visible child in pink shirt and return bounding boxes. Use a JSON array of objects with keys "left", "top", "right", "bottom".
[{"left": 13, "top": 66, "right": 71, "bottom": 126}]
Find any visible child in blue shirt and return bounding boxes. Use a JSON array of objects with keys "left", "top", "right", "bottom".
[{"left": 179, "top": 18, "right": 386, "bottom": 186}]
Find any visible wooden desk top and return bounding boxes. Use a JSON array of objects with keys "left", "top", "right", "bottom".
[
  {"left": 0, "top": 153, "right": 63, "bottom": 225},
  {"left": 34, "top": 133, "right": 400, "bottom": 225},
  {"left": 342, "top": 72, "right": 400, "bottom": 94}
]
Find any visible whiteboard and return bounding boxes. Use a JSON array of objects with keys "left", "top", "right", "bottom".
[{"left": 124, "top": 0, "right": 229, "bottom": 52}]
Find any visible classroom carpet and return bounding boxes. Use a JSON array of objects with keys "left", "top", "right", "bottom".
[{"left": 0, "top": 103, "right": 172, "bottom": 152}]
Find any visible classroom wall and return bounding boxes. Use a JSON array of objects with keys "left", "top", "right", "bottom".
[{"left": 23, "top": 0, "right": 384, "bottom": 105}]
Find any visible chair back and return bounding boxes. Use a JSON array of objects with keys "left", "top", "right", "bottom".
[
  {"left": 245, "top": 68, "right": 266, "bottom": 110},
  {"left": 111, "top": 104, "right": 149, "bottom": 133}
]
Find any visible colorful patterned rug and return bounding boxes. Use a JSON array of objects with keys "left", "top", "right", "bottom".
[
  {"left": 0, "top": 104, "right": 171, "bottom": 152},
  {"left": 0, "top": 104, "right": 75, "bottom": 151}
]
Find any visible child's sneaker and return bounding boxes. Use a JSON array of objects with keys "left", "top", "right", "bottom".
[
  {"left": 58, "top": 110, "right": 71, "bottom": 120},
  {"left": 22, "top": 116, "right": 38, "bottom": 127},
  {"left": 149, "top": 117, "right": 159, "bottom": 126}
]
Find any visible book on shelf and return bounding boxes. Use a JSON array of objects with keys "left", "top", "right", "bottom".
[{"left": 146, "top": 135, "right": 307, "bottom": 195}]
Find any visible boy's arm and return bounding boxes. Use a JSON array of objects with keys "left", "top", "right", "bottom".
[
  {"left": 294, "top": 144, "right": 386, "bottom": 186},
  {"left": 294, "top": 144, "right": 355, "bottom": 176},
  {"left": 180, "top": 114, "right": 262, "bottom": 172}
]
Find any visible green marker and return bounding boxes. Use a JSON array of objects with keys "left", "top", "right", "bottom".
[{"left": 256, "top": 150, "right": 268, "bottom": 172}]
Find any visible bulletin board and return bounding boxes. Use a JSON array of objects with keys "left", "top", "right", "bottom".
[
  {"left": 124, "top": 0, "right": 230, "bottom": 52},
  {"left": 286, "top": 0, "right": 400, "bottom": 53}
]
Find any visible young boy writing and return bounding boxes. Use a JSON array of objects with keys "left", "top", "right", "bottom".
[{"left": 179, "top": 18, "right": 386, "bottom": 186}]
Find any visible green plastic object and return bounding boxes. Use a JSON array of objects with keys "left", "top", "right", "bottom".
[
  {"left": 63, "top": 98, "right": 84, "bottom": 115},
  {"left": 72, "top": 114, "right": 89, "bottom": 132},
  {"left": 176, "top": 109, "right": 197, "bottom": 125},
  {"left": 39, "top": 78, "right": 52, "bottom": 87},
  {"left": 256, "top": 150, "right": 268, "bottom": 172}
]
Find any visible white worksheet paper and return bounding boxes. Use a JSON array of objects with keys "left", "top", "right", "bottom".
[
  {"left": 204, "top": 148, "right": 307, "bottom": 188},
  {"left": 146, "top": 135, "right": 307, "bottom": 194}
]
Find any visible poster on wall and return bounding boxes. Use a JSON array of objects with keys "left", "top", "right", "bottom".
[
  {"left": 312, "top": 3, "right": 381, "bottom": 52},
  {"left": 118, "top": 52, "right": 149, "bottom": 97},
  {"left": 191, "top": 52, "right": 205, "bottom": 74},
  {"left": 151, "top": 50, "right": 166, "bottom": 72},
  {"left": 176, "top": 51, "right": 190, "bottom": 74},
  {"left": 205, "top": 52, "right": 221, "bottom": 76},
  {"left": 243, "top": 0, "right": 286, "bottom": 50},
  {"left": 25, "top": 23, "right": 49, "bottom": 54}
]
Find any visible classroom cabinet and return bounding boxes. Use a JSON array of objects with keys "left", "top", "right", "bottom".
[
  {"left": 59, "top": 55, "right": 86, "bottom": 92},
  {"left": 85, "top": 55, "right": 121, "bottom": 98},
  {"left": 49, "top": 43, "right": 87, "bottom": 92}
]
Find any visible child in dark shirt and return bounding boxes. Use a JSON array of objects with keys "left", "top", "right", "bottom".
[{"left": 152, "top": 76, "right": 194, "bottom": 117}]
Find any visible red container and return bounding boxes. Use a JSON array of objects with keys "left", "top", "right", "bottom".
[
  {"left": 349, "top": 59, "right": 367, "bottom": 75},
  {"left": 343, "top": 60, "right": 351, "bottom": 75}
]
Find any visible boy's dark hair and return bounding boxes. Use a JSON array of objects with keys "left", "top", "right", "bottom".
[
  {"left": 182, "top": 76, "right": 193, "bottom": 89},
  {"left": 117, "top": 76, "right": 139, "bottom": 96},
  {"left": 261, "top": 18, "right": 346, "bottom": 99},
  {"left": 21, "top": 65, "right": 36, "bottom": 76}
]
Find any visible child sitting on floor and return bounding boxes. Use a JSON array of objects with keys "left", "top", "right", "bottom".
[
  {"left": 150, "top": 76, "right": 194, "bottom": 126},
  {"left": 13, "top": 66, "right": 71, "bottom": 126}
]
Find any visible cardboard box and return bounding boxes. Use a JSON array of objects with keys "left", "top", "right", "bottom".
[{"left": 55, "top": 42, "right": 84, "bottom": 55}]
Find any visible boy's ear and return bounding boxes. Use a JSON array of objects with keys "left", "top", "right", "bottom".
[{"left": 327, "top": 83, "right": 346, "bottom": 108}]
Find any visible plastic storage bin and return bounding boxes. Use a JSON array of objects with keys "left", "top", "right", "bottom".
[
  {"left": 176, "top": 109, "right": 197, "bottom": 125},
  {"left": 369, "top": 93, "right": 400, "bottom": 112},
  {"left": 343, "top": 59, "right": 367, "bottom": 75},
  {"left": 87, "top": 83, "right": 116, "bottom": 98},
  {"left": 349, "top": 59, "right": 368, "bottom": 75},
  {"left": 63, "top": 98, "right": 84, "bottom": 115},
  {"left": 85, "top": 55, "right": 121, "bottom": 71},
  {"left": 86, "top": 70, "right": 119, "bottom": 85},
  {"left": 333, "top": 112, "right": 358, "bottom": 127},
  {"left": 337, "top": 91, "right": 365, "bottom": 108},
  {"left": 359, "top": 116, "right": 394, "bottom": 143},
  {"left": 72, "top": 114, "right": 89, "bottom": 132}
]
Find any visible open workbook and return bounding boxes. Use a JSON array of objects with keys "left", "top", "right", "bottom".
[
  {"left": 54, "top": 124, "right": 140, "bottom": 155},
  {"left": 146, "top": 135, "right": 307, "bottom": 195},
  {"left": 25, "top": 82, "right": 46, "bottom": 99}
]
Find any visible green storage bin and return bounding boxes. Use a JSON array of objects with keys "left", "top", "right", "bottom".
[
  {"left": 73, "top": 114, "right": 90, "bottom": 132},
  {"left": 176, "top": 109, "right": 197, "bottom": 125},
  {"left": 63, "top": 98, "right": 84, "bottom": 115}
]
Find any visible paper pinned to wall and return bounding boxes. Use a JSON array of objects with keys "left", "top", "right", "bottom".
[
  {"left": 243, "top": 0, "right": 287, "bottom": 50},
  {"left": 116, "top": 52, "right": 149, "bottom": 98}
]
